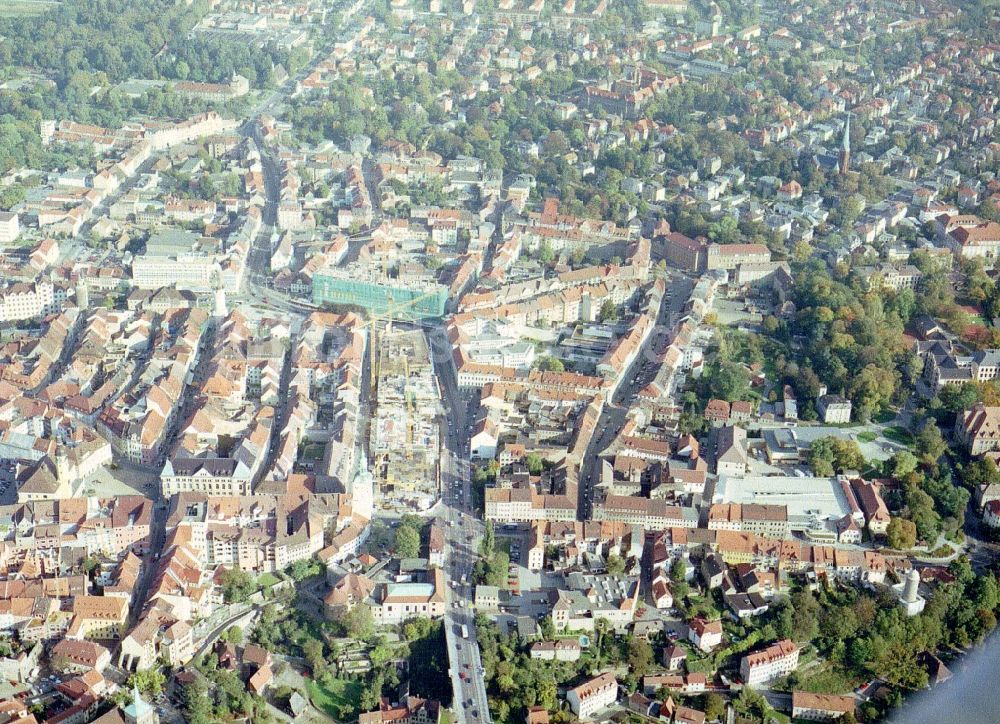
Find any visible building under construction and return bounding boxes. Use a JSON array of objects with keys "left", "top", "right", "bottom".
[
  {"left": 312, "top": 266, "right": 448, "bottom": 320},
  {"left": 370, "top": 328, "right": 442, "bottom": 512}
]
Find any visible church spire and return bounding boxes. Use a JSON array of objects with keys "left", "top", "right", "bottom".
[{"left": 839, "top": 112, "right": 851, "bottom": 175}]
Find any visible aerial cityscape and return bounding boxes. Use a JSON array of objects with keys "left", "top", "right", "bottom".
[{"left": 0, "top": 0, "right": 998, "bottom": 722}]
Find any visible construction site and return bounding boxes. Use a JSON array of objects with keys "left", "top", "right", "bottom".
[{"left": 370, "top": 327, "right": 443, "bottom": 513}]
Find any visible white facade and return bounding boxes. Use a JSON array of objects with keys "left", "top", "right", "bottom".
[
  {"left": 132, "top": 254, "right": 219, "bottom": 291},
  {"left": 740, "top": 640, "right": 799, "bottom": 687},
  {"left": 567, "top": 673, "right": 618, "bottom": 719},
  {"left": 0, "top": 281, "right": 56, "bottom": 322},
  {"left": 0, "top": 212, "right": 20, "bottom": 245}
]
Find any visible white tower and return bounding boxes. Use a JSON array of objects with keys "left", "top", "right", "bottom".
[
  {"left": 897, "top": 568, "right": 925, "bottom": 616},
  {"left": 212, "top": 274, "right": 228, "bottom": 319},
  {"left": 75, "top": 278, "right": 90, "bottom": 310},
  {"left": 902, "top": 569, "right": 920, "bottom": 603}
]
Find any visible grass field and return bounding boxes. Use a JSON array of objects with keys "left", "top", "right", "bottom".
[
  {"left": 257, "top": 572, "right": 281, "bottom": 589},
  {"left": 874, "top": 408, "right": 897, "bottom": 424},
  {"left": 796, "top": 666, "right": 862, "bottom": 695},
  {"left": 857, "top": 430, "right": 877, "bottom": 443},
  {"left": 306, "top": 677, "right": 363, "bottom": 722}
]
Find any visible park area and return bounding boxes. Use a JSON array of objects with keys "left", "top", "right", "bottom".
[{"left": 305, "top": 677, "right": 364, "bottom": 721}]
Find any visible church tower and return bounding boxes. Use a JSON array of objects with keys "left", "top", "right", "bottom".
[
  {"left": 123, "top": 683, "right": 158, "bottom": 724},
  {"left": 839, "top": 113, "right": 851, "bottom": 175}
]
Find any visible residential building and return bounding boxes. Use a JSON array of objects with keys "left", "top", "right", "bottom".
[
  {"left": 530, "top": 639, "right": 582, "bottom": 662},
  {"left": 566, "top": 672, "right": 618, "bottom": 719},
  {"left": 791, "top": 692, "right": 856, "bottom": 721},
  {"left": 715, "top": 426, "right": 748, "bottom": 477},
  {"left": 956, "top": 404, "right": 1000, "bottom": 457},
  {"left": 662, "top": 232, "right": 706, "bottom": 272},
  {"left": 706, "top": 243, "right": 771, "bottom": 271},
  {"left": 160, "top": 457, "right": 255, "bottom": 497},
  {"left": 67, "top": 596, "right": 129, "bottom": 641},
  {"left": 51, "top": 640, "right": 112, "bottom": 674},
  {"left": 0, "top": 211, "right": 20, "bottom": 244},
  {"left": 687, "top": 617, "right": 723, "bottom": 652},
  {"left": 475, "top": 585, "right": 500, "bottom": 610},
  {"left": 816, "top": 394, "right": 852, "bottom": 424},
  {"left": 740, "top": 639, "right": 799, "bottom": 687},
  {"left": 849, "top": 478, "right": 891, "bottom": 536},
  {"left": 0, "top": 280, "right": 57, "bottom": 322},
  {"left": 358, "top": 696, "right": 442, "bottom": 724}
]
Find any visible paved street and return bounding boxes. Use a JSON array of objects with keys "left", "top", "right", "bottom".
[
  {"left": 430, "top": 324, "right": 493, "bottom": 724},
  {"left": 579, "top": 273, "right": 695, "bottom": 519}
]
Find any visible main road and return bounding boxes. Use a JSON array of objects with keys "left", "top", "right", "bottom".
[
  {"left": 429, "top": 323, "right": 493, "bottom": 724},
  {"left": 222, "top": 20, "right": 494, "bottom": 719}
]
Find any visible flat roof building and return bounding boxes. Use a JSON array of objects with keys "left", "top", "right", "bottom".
[{"left": 714, "top": 474, "right": 861, "bottom": 533}]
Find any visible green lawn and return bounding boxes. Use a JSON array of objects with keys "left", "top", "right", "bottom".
[
  {"left": 306, "top": 677, "right": 363, "bottom": 721},
  {"left": 856, "top": 431, "right": 877, "bottom": 443},
  {"left": 301, "top": 442, "right": 325, "bottom": 460},
  {"left": 883, "top": 426, "right": 914, "bottom": 446},
  {"left": 257, "top": 572, "right": 281, "bottom": 589}
]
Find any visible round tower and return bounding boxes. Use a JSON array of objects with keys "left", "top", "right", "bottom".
[
  {"left": 75, "top": 278, "right": 89, "bottom": 310},
  {"left": 903, "top": 569, "right": 920, "bottom": 603}
]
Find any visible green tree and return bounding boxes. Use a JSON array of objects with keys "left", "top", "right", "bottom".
[
  {"left": 669, "top": 558, "right": 687, "bottom": 583},
  {"left": 181, "top": 675, "right": 213, "bottom": 724},
  {"left": 81, "top": 556, "right": 101, "bottom": 575},
  {"left": 606, "top": 554, "right": 625, "bottom": 575},
  {"left": 525, "top": 453, "right": 544, "bottom": 475},
  {"left": 733, "top": 687, "right": 771, "bottom": 720},
  {"left": 287, "top": 558, "right": 322, "bottom": 581},
  {"left": 915, "top": 421, "right": 947, "bottom": 465},
  {"left": 395, "top": 525, "right": 421, "bottom": 558},
  {"left": 539, "top": 615, "right": 555, "bottom": 639},
  {"left": 598, "top": 299, "right": 618, "bottom": 323},
  {"left": 701, "top": 693, "right": 726, "bottom": 721},
  {"left": 807, "top": 438, "right": 837, "bottom": 476},
  {"left": 938, "top": 382, "right": 982, "bottom": 413},
  {"left": 128, "top": 668, "right": 166, "bottom": 697},
  {"left": 848, "top": 365, "right": 897, "bottom": 422},
  {"left": 341, "top": 604, "right": 375, "bottom": 640},
  {"left": 220, "top": 567, "right": 255, "bottom": 604},
  {"left": 626, "top": 638, "right": 654, "bottom": 678},
  {"left": 303, "top": 638, "right": 326, "bottom": 678},
  {"left": 0, "top": 184, "right": 25, "bottom": 211},
  {"left": 808, "top": 436, "right": 866, "bottom": 475},
  {"left": 869, "top": 638, "right": 928, "bottom": 689},
  {"left": 221, "top": 626, "right": 243, "bottom": 645},
  {"left": 533, "top": 356, "right": 565, "bottom": 373},
  {"left": 481, "top": 520, "right": 496, "bottom": 559},
  {"left": 888, "top": 451, "right": 919, "bottom": 479},
  {"left": 707, "top": 361, "right": 750, "bottom": 401},
  {"left": 886, "top": 517, "right": 917, "bottom": 550},
  {"left": 962, "top": 457, "right": 1000, "bottom": 488},
  {"left": 790, "top": 589, "right": 820, "bottom": 642}
]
